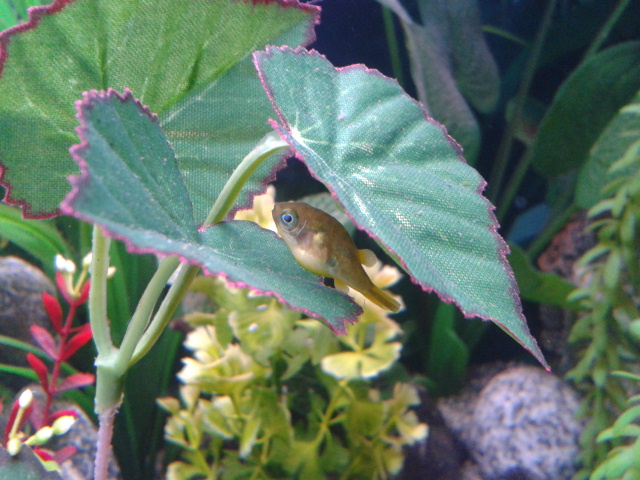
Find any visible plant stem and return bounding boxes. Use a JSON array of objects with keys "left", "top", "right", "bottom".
[
  {"left": 116, "top": 256, "right": 180, "bottom": 369},
  {"left": 381, "top": 5, "right": 405, "bottom": 88},
  {"left": 43, "top": 302, "right": 79, "bottom": 426},
  {"left": 203, "top": 130, "right": 289, "bottom": 227},
  {"left": 131, "top": 131, "right": 288, "bottom": 363},
  {"left": 582, "top": 0, "right": 632, "bottom": 62},
  {"left": 89, "top": 226, "right": 112, "bottom": 356},
  {"left": 91, "top": 130, "right": 288, "bottom": 480},
  {"left": 94, "top": 407, "right": 117, "bottom": 480},
  {"left": 487, "top": 0, "right": 558, "bottom": 208}
]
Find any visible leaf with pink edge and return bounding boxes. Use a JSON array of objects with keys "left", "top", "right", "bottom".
[
  {"left": 0, "top": 0, "right": 318, "bottom": 218},
  {"left": 61, "top": 89, "right": 360, "bottom": 333},
  {"left": 55, "top": 373, "right": 95, "bottom": 393},
  {"left": 254, "top": 46, "right": 547, "bottom": 368},
  {"left": 30, "top": 325, "right": 57, "bottom": 360},
  {"left": 26, "top": 353, "right": 49, "bottom": 391}
]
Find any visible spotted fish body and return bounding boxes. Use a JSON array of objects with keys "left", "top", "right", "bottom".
[{"left": 272, "top": 201, "right": 401, "bottom": 313}]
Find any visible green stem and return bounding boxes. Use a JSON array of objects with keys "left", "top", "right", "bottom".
[
  {"left": 582, "top": 0, "right": 632, "bottom": 62},
  {"left": 487, "top": 0, "right": 559, "bottom": 206},
  {"left": 115, "top": 256, "right": 180, "bottom": 370},
  {"left": 131, "top": 130, "right": 289, "bottom": 364},
  {"left": 381, "top": 6, "right": 405, "bottom": 88},
  {"left": 89, "top": 226, "right": 113, "bottom": 356},
  {"left": 203, "top": 130, "right": 288, "bottom": 227},
  {"left": 130, "top": 263, "right": 199, "bottom": 365}
]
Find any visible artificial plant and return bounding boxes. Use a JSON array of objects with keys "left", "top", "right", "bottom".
[
  {"left": 159, "top": 190, "right": 427, "bottom": 480},
  {"left": 0, "top": 1, "right": 548, "bottom": 479},
  {"left": 564, "top": 91, "right": 640, "bottom": 479}
]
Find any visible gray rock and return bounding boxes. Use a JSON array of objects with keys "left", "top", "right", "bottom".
[
  {"left": 439, "top": 365, "right": 582, "bottom": 480},
  {"left": 0, "top": 256, "right": 56, "bottom": 368}
]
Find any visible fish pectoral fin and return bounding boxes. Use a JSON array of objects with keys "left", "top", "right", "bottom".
[
  {"left": 357, "top": 249, "right": 378, "bottom": 267},
  {"left": 334, "top": 279, "right": 351, "bottom": 294}
]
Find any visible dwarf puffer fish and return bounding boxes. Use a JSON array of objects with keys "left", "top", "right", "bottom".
[{"left": 272, "top": 201, "right": 401, "bottom": 313}]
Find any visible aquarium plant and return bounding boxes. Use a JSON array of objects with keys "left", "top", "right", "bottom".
[{"left": 0, "top": 1, "right": 550, "bottom": 478}]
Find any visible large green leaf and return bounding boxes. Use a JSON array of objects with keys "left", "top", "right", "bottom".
[
  {"left": 530, "top": 42, "right": 640, "bottom": 178},
  {"left": 0, "top": 0, "right": 317, "bottom": 218},
  {"left": 254, "top": 46, "right": 547, "bottom": 368},
  {"left": 576, "top": 89, "right": 640, "bottom": 208},
  {"left": 61, "top": 89, "right": 360, "bottom": 332}
]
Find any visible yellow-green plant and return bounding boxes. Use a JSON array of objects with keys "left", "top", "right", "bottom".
[
  {"left": 158, "top": 191, "right": 426, "bottom": 480},
  {"left": 566, "top": 97, "right": 640, "bottom": 479},
  {"left": 591, "top": 371, "right": 640, "bottom": 480}
]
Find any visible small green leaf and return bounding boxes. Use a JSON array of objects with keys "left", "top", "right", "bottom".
[
  {"left": 508, "top": 244, "right": 577, "bottom": 309},
  {"left": 321, "top": 344, "right": 401, "bottom": 380},
  {"left": 254, "top": 46, "right": 548, "bottom": 368},
  {"left": 530, "top": 42, "right": 640, "bottom": 178},
  {"left": 577, "top": 90, "right": 640, "bottom": 208},
  {"left": 346, "top": 399, "right": 384, "bottom": 437}
]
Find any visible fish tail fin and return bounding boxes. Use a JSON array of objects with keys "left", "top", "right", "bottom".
[{"left": 363, "top": 285, "right": 401, "bottom": 313}]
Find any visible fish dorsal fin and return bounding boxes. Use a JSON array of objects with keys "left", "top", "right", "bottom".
[{"left": 357, "top": 249, "right": 377, "bottom": 267}]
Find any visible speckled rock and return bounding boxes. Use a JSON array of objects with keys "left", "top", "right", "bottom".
[
  {"left": 0, "top": 256, "right": 56, "bottom": 367},
  {"left": 438, "top": 365, "right": 582, "bottom": 480}
]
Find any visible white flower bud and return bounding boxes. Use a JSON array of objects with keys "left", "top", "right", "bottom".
[
  {"left": 26, "top": 426, "right": 53, "bottom": 446},
  {"left": 18, "top": 389, "right": 33, "bottom": 409},
  {"left": 82, "top": 252, "right": 93, "bottom": 269},
  {"left": 7, "top": 437, "right": 22, "bottom": 456},
  {"left": 52, "top": 415, "right": 76, "bottom": 436},
  {"left": 107, "top": 266, "right": 117, "bottom": 279}
]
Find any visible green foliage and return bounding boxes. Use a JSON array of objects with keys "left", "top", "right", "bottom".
[
  {"left": 0, "top": 0, "right": 48, "bottom": 30},
  {"left": 529, "top": 42, "right": 640, "bottom": 179},
  {"left": 375, "top": 0, "right": 500, "bottom": 162},
  {"left": 591, "top": 372, "right": 640, "bottom": 480},
  {"left": 160, "top": 275, "right": 426, "bottom": 480},
  {"left": 565, "top": 92, "right": 640, "bottom": 478},
  {"left": 255, "top": 47, "right": 546, "bottom": 367},
  {"left": 64, "top": 89, "right": 360, "bottom": 330},
  {"left": 0, "top": 203, "right": 71, "bottom": 277},
  {"left": 0, "top": 0, "right": 317, "bottom": 218}
]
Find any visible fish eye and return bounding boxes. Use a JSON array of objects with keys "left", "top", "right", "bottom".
[{"left": 280, "top": 209, "right": 298, "bottom": 228}]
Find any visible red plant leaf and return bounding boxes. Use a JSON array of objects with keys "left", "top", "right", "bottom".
[
  {"left": 53, "top": 445, "right": 77, "bottom": 464},
  {"left": 29, "top": 397, "right": 46, "bottom": 430},
  {"left": 32, "top": 448, "right": 54, "bottom": 462},
  {"left": 74, "top": 280, "right": 90, "bottom": 306},
  {"left": 55, "top": 271, "right": 72, "bottom": 305},
  {"left": 59, "top": 328, "right": 92, "bottom": 362},
  {"left": 30, "top": 325, "right": 58, "bottom": 359},
  {"left": 41, "top": 292, "right": 63, "bottom": 333},
  {"left": 55, "top": 373, "right": 95, "bottom": 393},
  {"left": 26, "top": 353, "right": 49, "bottom": 392},
  {"left": 3, "top": 399, "right": 19, "bottom": 445},
  {"left": 50, "top": 409, "right": 78, "bottom": 422}
]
